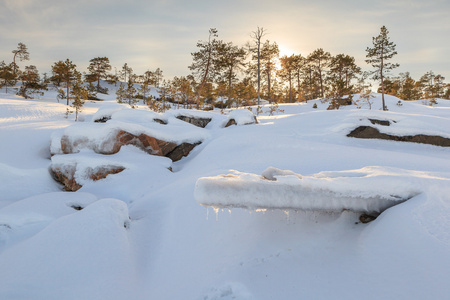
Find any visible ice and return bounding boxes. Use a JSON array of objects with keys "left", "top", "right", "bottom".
[{"left": 195, "top": 167, "right": 422, "bottom": 213}]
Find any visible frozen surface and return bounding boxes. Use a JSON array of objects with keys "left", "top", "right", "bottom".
[
  {"left": 195, "top": 167, "right": 424, "bottom": 213},
  {"left": 1, "top": 85, "right": 450, "bottom": 299}
]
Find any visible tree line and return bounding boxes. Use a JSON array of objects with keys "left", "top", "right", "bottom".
[{"left": 1, "top": 26, "right": 449, "bottom": 115}]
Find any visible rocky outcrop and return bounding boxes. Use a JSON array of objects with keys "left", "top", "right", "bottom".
[
  {"left": 347, "top": 126, "right": 450, "bottom": 147},
  {"left": 176, "top": 115, "right": 212, "bottom": 128},
  {"left": 51, "top": 165, "right": 125, "bottom": 191},
  {"left": 59, "top": 130, "right": 199, "bottom": 162}
]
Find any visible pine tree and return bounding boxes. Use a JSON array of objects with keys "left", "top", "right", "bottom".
[
  {"left": 121, "top": 63, "right": 133, "bottom": 83},
  {"left": 291, "top": 54, "right": 305, "bottom": 102},
  {"left": 365, "top": 26, "right": 399, "bottom": 111},
  {"left": 0, "top": 61, "right": 16, "bottom": 93},
  {"left": 51, "top": 59, "right": 78, "bottom": 105},
  {"left": 154, "top": 68, "right": 163, "bottom": 88},
  {"left": 87, "top": 57, "right": 111, "bottom": 93},
  {"left": 249, "top": 27, "right": 267, "bottom": 107},
  {"left": 278, "top": 55, "right": 296, "bottom": 102},
  {"left": 17, "top": 65, "right": 47, "bottom": 99},
  {"left": 260, "top": 40, "right": 280, "bottom": 103},
  {"left": 117, "top": 80, "right": 137, "bottom": 107},
  {"left": 328, "top": 54, "right": 361, "bottom": 105},
  {"left": 215, "top": 41, "right": 247, "bottom": 105},
  {"left": 70, "top": 71, "right": 88, "bottom": 121},
  {"left": 189, "top": 28, "right": 219, "bottom": 109},
  {"left": 50, "top": 61, "right": 66, "bottom": 87},
  {"left": 308, "top": 48, "right": 331, "bottom": 98},
  {"left": 12, "top": 42, "right": 30, "bottom": 76}
]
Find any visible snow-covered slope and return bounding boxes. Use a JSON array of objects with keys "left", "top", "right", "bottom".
[{"left": 0, "top": 89, "right": 450, "bottom": 299}]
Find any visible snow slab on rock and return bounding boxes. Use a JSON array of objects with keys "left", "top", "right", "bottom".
[{"left": 195, "top": 166, "right": 424, "bottom": 213}]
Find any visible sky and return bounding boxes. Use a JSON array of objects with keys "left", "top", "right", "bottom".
[{"left": 1, "top": 0, "right": 449, "bottom": 83}]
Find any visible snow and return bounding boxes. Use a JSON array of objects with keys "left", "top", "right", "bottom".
[
  {"left": 195, "top": 167, "right": 424, "bottom": 213},
  {"left": 227, "top": 108, "right": 258, "bottom": 125},
  {"left": 1, "top": 84, "right": 450, "bottom": 299}
]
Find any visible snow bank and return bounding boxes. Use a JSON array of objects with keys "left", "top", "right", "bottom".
[
  {"left": 0, "top": 163, "right": 61, "bottom": 205},
  {"left": 195, "top": 167, "right": 422, "bottom": 213},
  {"left": 0, "top": 197, "right": 138, "bottom": 300}
]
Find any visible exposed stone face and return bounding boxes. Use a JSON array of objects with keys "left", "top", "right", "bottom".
[
  {"left": 51, "top": 165, "right": 82, "bottom": 192},
  {"left": 347, "top": 126, "right": 450, "bottom": 147},
  {"left": 176, "top": 115, "right": 212, "bottom": 128},
  {"left": 58, "top": 130, "right": 199, "bottom": 161},
  {"left": 88, "top": 166, "right": 125, "bottom": 181},
  {"left": 225, "top": 119, "right": 237, "bottom": 127},
  {"left": 368, "top": 119, "right": 392, "bottom": 126},
  {"left": 327, "top": 98, "right": 353, "bottom": 110},
  {"left": 51, "top": 165, "right": 125, "bottom": 192},
  {"left": 93, "top": 116, "right": 111, "bottom": 123},
  {"left": 166, "top": 142, "right": 201, "bottom": 162}
]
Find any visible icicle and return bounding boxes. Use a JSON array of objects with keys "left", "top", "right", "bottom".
[{"left": 212, "top": 207, "right": 219, "bottom": 221}]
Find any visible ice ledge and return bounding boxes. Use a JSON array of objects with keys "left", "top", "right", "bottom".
[{"left": 194, "top": 167, "right": 421, "bottom": 213}]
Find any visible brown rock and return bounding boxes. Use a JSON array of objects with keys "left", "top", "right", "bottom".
[
  {"left": 176, "top": 115, "right": 212, "bottom": 128},
  {"left": 51, "top": 165, "right": 82, "bottom": 192},
  {"left": 347, "top": 126, "right": 450, "bottom": 147},
  {"left": 51, "top": 164, "right": 125, "bottom": 192},
  {"left": 58, "top": 129, "right": 200, "bottom": 161},
  {"left": 166, "top": 142, "right": 201, "bottom": 162},
  {"left": 88, "top": 166, "right": 125, "bottom": 181},
  {"left": 225, "top": 119, "right": 237, "bottom": 127}
]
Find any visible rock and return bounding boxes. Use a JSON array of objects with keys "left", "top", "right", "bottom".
[
  {"left": 166, "top": 142, "right": 201, "bottom": 162},
  {"left": 88, "top": 166, "right": 125, "bottom": 181},
  {"left": 225, "top": 119, "right": 237, "bottom": 127},
  {"left": 51, "top": 164, "right": 125, "bottom": 192},
  {"left": 359, "top": 213, "right": 379, "bottom": 223},
  {"left": 154, "top": 118, "right": 167, "bottom": 125},
  {"left": 51, "top": 165, "right": 82, "bottom": 192},
  {"left": 347, "top": 126, "right": 450, "bottom": 147},
  {"left": 327, "top": 98, "right": 353, "bottom": 110},
  {"left": 368, "top": 119, "right": 391, "bottom": 126},
  {"left": 225, "top": 110, "right": 258, "bottom": 127},
  {"left": 93, "top": 116, "right": 111, "bottom": 123},
  {"left": 176, "top": 115, "right": 212, "bottom": 128},
  {"left": 59, "top": 130, "right": 200, "bottom": 161}
]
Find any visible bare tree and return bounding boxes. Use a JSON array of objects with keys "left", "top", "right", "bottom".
[{"left": 249, "top": 27, "right": 267, "bottom": 107}]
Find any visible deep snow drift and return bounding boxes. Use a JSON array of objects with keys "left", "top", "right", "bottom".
[{"left": 1, "top": 84, "right": 450, "bottom": 300}]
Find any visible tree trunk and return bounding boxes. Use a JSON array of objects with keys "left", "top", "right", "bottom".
[
  {"left": 380, "top": 49, "right": 386, "bottom": 111},
  {"left": 66, "top": 81, "right": 69, "bottom": 106}
]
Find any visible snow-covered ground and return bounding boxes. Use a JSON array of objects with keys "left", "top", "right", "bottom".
[{"left": 1, "top": 84, "right": 450, "bottom": 299}]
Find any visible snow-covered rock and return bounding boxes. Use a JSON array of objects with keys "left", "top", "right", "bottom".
[
  {"left": 225, "top": 109, "right": 258, "bottom": 127},
  {"left": 195, "top": 167, "right": 422, "bottom": 213}
]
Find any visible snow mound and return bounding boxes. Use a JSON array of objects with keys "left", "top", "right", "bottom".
[
  {"left": 226, "top": 109, "right": 258, "bottom": 126},
  {"left": 195, "top": 167, "right": 422, "bottom": 213},
  {"left": 0, "top": 163, "right": 61, "bottom": 204},
  {"left": 0, "top": 197, "right": 138, "bottom": 300}
]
